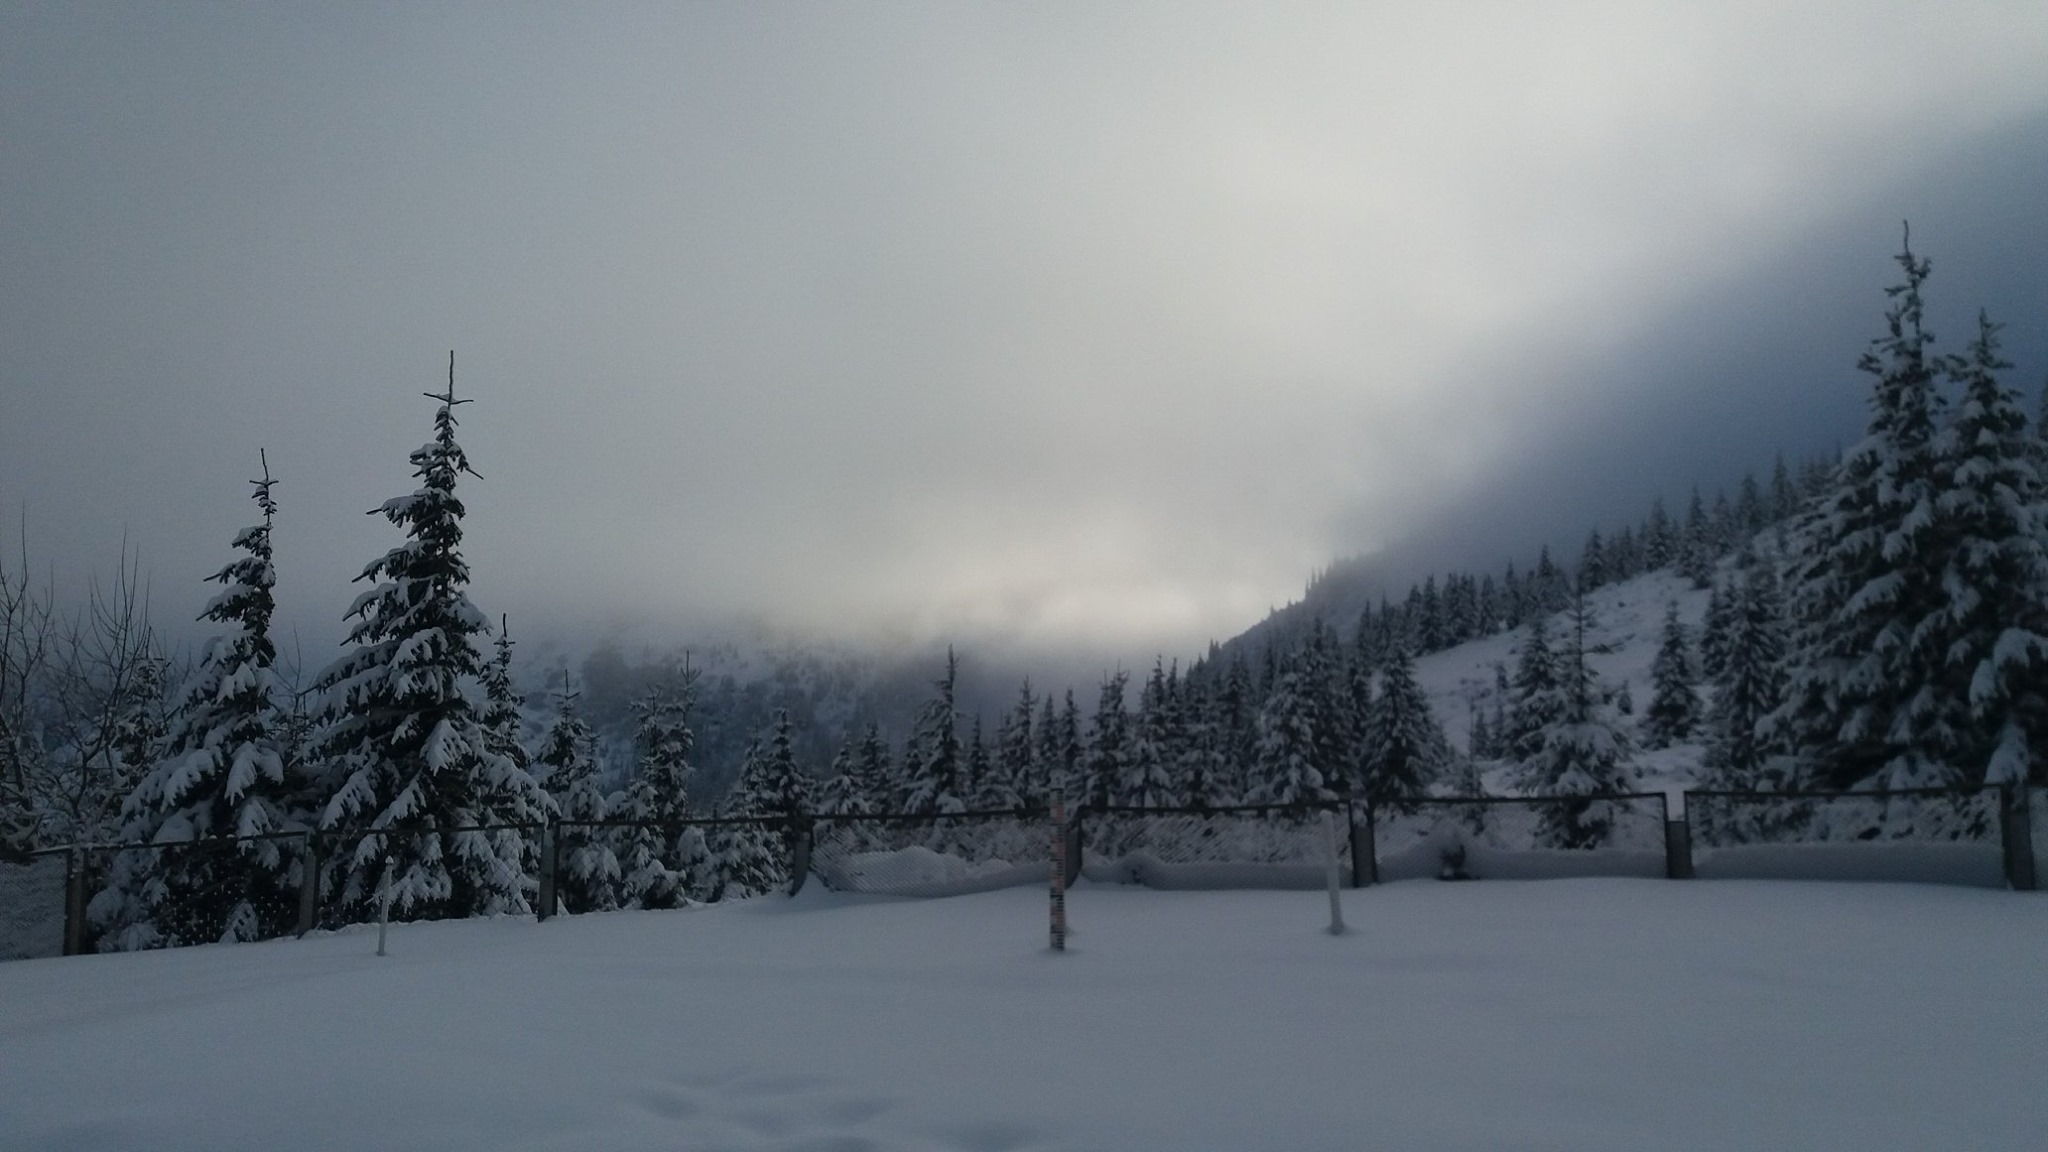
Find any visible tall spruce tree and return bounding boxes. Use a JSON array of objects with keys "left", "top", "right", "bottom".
[
  {"left": 1701, "top": 561, "right": 1789, "bottom": 789},
  {"left": 1642, "top": 602, "right": 1703, "bottom": 749},
  {"left": 534, "top": 671, "right": 618, "bottom": 913},
  {"left": 996, "top": 683, "right": 1040, "bottom": 809},
  {"left": 99, "top": 453, "right": 295, "bottom": 948},
  {"left": 1356, "top": 642, "right": 1449, "bottom": 810},
  {"left": 1775, "top": 232, "right": 1953, "bottom": 788},
  {"left": 1512, "top": 592, "right": 1636, "bottom": 846},
  {"left": 706, "top": 738, "right": 787, "bottom": 900},
  {"left": 614, "top": 667, "right": 701, "bottom": 908},
  {"left": 311, "top": 358, "right": 547, "bottom": 919},
  {"left": 1124, "top": 662, "right": 1180, "bottom": 807},
  {"left": 1082, "top": 672, "right": 1130, "bottom": 810},
  {"left": 901, "top": 651, "right": 967, "bottom": 813},
  {"left": 1249, "top": 653, "right": 1330, "bottom": 804},
  {"left": 1503, "top": 614, "right": 1559, "bottom": 762},
  {"left": 1929, "top": 314, "right": 2048, "bottom": 782}
]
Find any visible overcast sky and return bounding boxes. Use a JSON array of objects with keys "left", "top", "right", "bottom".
[{"left": 4, "top": 3, "right": 2048, "bottom": 673}]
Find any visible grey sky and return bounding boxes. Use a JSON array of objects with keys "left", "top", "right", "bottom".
[{"left": 4, "top": 3, "right": 2047, "bottom": 672}]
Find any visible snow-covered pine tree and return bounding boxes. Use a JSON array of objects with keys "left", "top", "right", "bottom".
[
  {"left": 1679, "top": 487, "right": 1716, "bottom": 588},
  {"left": 1737, "top": 472, "right": 1767, "bottom": 536},
  {"left": 1467, "top": 706, "right": 1494, "bottom": 762},
  {"left": 816, "top": 739, "right": 866, "bottom": 815},
  {"left": 1356, "top": 642, "right": 1450, "bottom": 811},
  {"left": 97, "top": 453, "right": 296, "bottom": 948},
  {"left": 966, "top": 715, "right": 1013, "bottom": 810},
  {"left": 613, "top": 667, "right": 701, "bottom": 909},
  {"left": 1082, "top": 671, "right": 1129, "bottom": 811},
  {"left": 1644, "top": 496, "right": 1676, "bottom": 569},
  {"left": 1697, "top": 579, "right": 1734, "bottom": 684},
  {"left": 853, "top": 722, "right": 893, "bottom": 811},
  {"left": 476, "top": 616, "right": 552, "bottom": 888},
  {"left": 1302, "top": 620, "right": 1356, "bottom": 795},
  {"left": 1033, "top": 694, "right": 1061, "bottom": 800},
  {"left": 534, "top": 671, "right": 618, "bottom": 912},
  {"left": 1533, "top": 547, "right": 1569, "bottom": 615},
  {"left": 1512, "top": 592, "right": 1636, "bottom": 847},
  {"left": 1503, "top": 613, "right": 1559, "bottom": 762},
  {"left": 1579, "top": 529, "right": 1606, "bottom": 592},
  {"left": 1771, "top": 453, "right": 1800, "bottom": 523},
  {"left": 996, "top": 683, "right": 1040, "bottom": 809},
  {"left": 1774, "top": 232, "right": 1955, "bottom": 789},
  {"left": 1249, "top": 653, "right": 1331, "bottom": 805},
  {"left": 1642, "top": 601, "right": 1702, "bottom": 749},
  {"left": 1928, "top": 313, "right": 2048, "bottom": 783},
  {"left": 1176, "top": 680, "right": 1231, "bottom": 808},
  {"left": 901, "top": 651, "right": 967, "bottom": 813},
  {"left": 1476, "top": 574, "right": 1502, "bottom": 636},
  {"left": 310, "top": 360, "right": 548, "bottom": 920},
  {"left": 1124, "top": 661, "right": 1180, "bottom": 807},
  {"left": 753, "top": 708, "right": 815, "bottom": 816},
  {"left": 705, "top": 738, "right": 788, "bottom": 900},
  {"left": 1213, "top": 657, "right": 1255, "bottom": 802},
  {"left": 1700, "top": 561, "right": 1790, "bottom": 790}
]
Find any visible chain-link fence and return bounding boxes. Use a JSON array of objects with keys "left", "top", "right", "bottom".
[
  {"left": 1077, "top": 802, "right": 1357, "bottom": 890},
  {"left": 1, "top": 850, "right": 66, "bottom": 960},
  {"left": 1685, "top": 785, "right": 2010, "bottom": 888},
  {"left": 547, "top": 816, "right": 801, "bottom": 915},
  {"left": 5, "top": 785, "right": 2038, "bottom": 963},
  {"left": 809, "top": 810, "right": 1052, "bottom": 898},
  {"left": 83, "top": 831, "right": 310, "bottom": 949},
  {"left": 1371, "top": 794, "right": 1671, "bottom": 883}
]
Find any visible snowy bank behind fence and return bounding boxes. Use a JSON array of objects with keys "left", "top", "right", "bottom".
[
  {"left": 1371, "top": 794, "right": 1670, "bottom": 883},
  {"left": 1078, "top": 803, "right": 1358, "bottom": 890},
  {"left": 1686, "top": 786, "right": 2011, "bottom": 890}
]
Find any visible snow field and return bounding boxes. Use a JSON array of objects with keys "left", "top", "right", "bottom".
[{"left": 4, "top": 878, "right": 2046, "bottom": 1151}]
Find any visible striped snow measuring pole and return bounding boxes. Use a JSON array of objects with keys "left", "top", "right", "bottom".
[{"left": 1049, "top": 788, "right": 1068, "bottom": 951}]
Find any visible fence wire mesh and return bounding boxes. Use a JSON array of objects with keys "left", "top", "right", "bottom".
[
  {"left": 809, "top": 810, "right": 1051, "bottom": 898},
  {"left": 552, "top": 816, "right": 798, "bottom": 914},
  {"left": 1685, "top": 786, "right": 2006, "bottom": 887},
  {"left": 85, "top": 833, "right": 309, "bottom": 951},
  {"left": 310, "top": 824, "right": 544, "bottom": 929},
  {"left": 1080, "top": 802, "right": 1350, "bottom": 890},
  {"left": 1372, "top": 794, "right": 1670, "bottom": 882},
  {"left": 1, "top": 851, "right": 67, "bottom": 960},
  {"left": 7, "top": 784, "right": 2036, "bottom": 962}
]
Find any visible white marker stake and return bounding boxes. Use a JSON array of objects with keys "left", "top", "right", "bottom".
[
  {"left": 1323, "top": 810, "right": 1348, "bottom": 936},
  {"left": 376, "top": 854, "right": 393, "bottom": 958},
  {"left": 1049, "top": 788, "right": 1068, "bottom": 952}
]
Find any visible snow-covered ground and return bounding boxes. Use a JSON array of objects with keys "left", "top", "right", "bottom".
[{"left": 5, "top": 878, "right": 2045, "bottom": 1151}]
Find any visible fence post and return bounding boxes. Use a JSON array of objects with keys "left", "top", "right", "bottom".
[
  {"left": 1063, "top": 806, "right": 1085, "bottom": 887},
  {"left": 1347, "top": 800, "right": 1375, "bottom": 887},
  {"left": 2002, "top": 784, "right": 2036, "bottom": 892},
  {"left": 1664, "top": 793, "right": 1693, "bottom": 880},
  {"left": 297, "top": 832, "right": 320, "bottom": 936},
  {"left": 786, "top": 813, "right": 812, "bottom": 897},
  {"left": 1049, "top": 789, "right": 1068, "bottom": 952},
  {"left": 537, "top": 824, "right": 557, "bottom": 920},
  {"left": 63, "top": 847, "right": 86, "bottom": 956}
]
